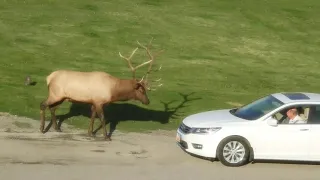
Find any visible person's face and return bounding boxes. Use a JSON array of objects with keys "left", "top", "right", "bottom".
[{"left": 286, "top": 109, "right": 294, "bottom": 118}]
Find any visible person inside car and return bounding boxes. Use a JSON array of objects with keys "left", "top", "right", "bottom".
[{"left": 286, "top": 108, "right": 305, "bottom": 124}]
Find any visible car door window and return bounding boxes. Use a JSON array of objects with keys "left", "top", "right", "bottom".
[
  {"left": 272, "top": 105, "right": 310, "bottom": 124},
  {"left": 307, "top": 105, "right": 320, "bottom": 124}
]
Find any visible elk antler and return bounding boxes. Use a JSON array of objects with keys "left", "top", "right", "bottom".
[
  {"left": 136, "top": 38, "right": 164, "bottom": 91},
  {"left": 119, "top": 47, "right": 153, "bottom": 79}
]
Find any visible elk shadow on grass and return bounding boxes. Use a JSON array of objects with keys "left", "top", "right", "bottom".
[{"left": 45, "top": 92, "right": 201, "bottom": 137}]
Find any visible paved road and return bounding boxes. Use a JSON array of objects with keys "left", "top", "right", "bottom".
[{"left": 0, "top": 131, "right": 319, "bottom": 180}]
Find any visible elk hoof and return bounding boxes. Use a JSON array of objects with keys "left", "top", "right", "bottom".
[
  {"left": 88, "top": 132, "right": 96, "bottom": 137},
  {"left": 40, "top": 127, "right": 45, "bottom": 134},
  {"left": 55, "top": 128, "right": 62, "bottom": 132},
  {"left": 105, "top": 136, "right": 112, "bottom": 141}
]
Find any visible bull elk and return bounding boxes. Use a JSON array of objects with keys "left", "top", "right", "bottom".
[{"left": 39, "top": 38, "right": 164, "bottom": 141}]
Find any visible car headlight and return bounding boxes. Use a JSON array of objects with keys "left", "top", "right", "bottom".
[{"left": 191, "top": 127, "right": 222, "bottom": 134}]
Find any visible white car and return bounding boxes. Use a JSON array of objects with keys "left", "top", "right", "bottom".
[{"left": 176, "top": 92, "right": 320, "bottom": 167}]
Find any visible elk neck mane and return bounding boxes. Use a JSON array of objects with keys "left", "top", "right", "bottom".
[{"left": 109, "top": 78, "right": 139, "bottom": 102}]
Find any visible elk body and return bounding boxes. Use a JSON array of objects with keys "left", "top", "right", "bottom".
[{"left": 39, "top": 39, "right": 163, "bottom": 141}]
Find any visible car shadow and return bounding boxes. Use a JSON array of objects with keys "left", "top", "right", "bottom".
[
  {"left": 43, "top": 92, "right": 202, "bottom": 137},
  {"left": 251, "top": 159, "right": 320, "bottom": 166},
  {"left": 185, "top": 154, "right": 320, "bottom": 166}
]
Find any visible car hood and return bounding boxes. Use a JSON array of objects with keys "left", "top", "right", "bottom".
[{"left": 182, "top": 109, "right": 248, "bottom": 127}]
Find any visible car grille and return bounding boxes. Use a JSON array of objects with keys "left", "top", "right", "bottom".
[{"left": 179, "top": 123, "right": 192, "bottom": 134}]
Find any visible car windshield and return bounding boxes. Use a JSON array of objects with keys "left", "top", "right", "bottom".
[{"left": 230, "top": 95, "right": 284, "bottom": 120}]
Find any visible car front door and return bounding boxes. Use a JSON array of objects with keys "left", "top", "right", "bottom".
[{"left": 263, "top": 122, "right": 311, "bottom": 161}]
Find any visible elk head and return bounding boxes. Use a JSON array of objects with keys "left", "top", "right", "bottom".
[{"left": 119, "top": 38, "right": 164, "bottom": 105}]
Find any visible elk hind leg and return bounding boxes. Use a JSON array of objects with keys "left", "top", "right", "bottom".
[
  {"left": 96, "top": 104, "right": 111, "bottom": 141},
  {"left": 88, "top": 105, "right": 96, "bottom": 137},
  {"left": 49, "top": 99, "right": 65, "bottom": 132}
]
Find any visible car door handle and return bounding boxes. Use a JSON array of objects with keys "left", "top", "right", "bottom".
[{"left": 300, "top": 129, "right": 309, "bottom": 131}]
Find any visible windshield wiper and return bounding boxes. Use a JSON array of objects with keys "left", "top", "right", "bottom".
[{"left": 229, "top": 108, "right": 238, "bottom": 114}]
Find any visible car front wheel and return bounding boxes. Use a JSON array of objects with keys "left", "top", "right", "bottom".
[{"left": 216, "top": 136, "right": 250, "bottom": 167}]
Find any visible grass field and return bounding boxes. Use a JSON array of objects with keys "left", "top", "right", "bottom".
[{"left": 0, "top": 0, "right": 320, "bottom": 133}]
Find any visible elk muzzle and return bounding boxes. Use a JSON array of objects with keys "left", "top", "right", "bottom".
[{"left": 140, "top": 94, "right": 150, "bottom": 105}]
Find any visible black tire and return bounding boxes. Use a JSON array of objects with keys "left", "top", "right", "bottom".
[{"left": 216, "top": 136, "right": 251, "bottom": 167}]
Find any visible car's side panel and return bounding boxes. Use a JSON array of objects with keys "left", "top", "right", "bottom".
[{"left": 255, "top": 124, "right": 311, "bottom": 161}]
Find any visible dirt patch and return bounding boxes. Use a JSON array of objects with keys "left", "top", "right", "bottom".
[
  {"left": 130, "top": 149, "right": 148, "bottom": 155},
  {"left": 9, "top": 160, "right": 68, "bottom": 166},
  {"left": 90, "top": 149, "right": 105, "bottom": 153},
  {"left": 5, "top": 136, "right": 40, "bottom": 141},
  {"left": 13, "top": 121, "right": 32, "bottom": 129},
  {"left": 0, "top": 112, "right": 76, "bottom": 134}
]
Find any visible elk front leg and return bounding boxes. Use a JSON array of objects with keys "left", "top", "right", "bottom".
[
  {"left": 88, "top": 105, "right": 96, "bottom": 137},
  {"left": 40, "top": 97, "right": 63, "bottom": 133},
  {"left": 96, "top": 104, "right": 111, "bottom": 141}
]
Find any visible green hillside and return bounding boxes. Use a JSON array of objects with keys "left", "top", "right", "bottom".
[{"left": 0, "top": 0, "right": 319, "bottom": 132}]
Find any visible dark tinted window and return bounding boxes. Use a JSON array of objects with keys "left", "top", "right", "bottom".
[
  {"left": 283, "top": 93, "right": 310, "bottom": 100},
  {"left": 308, "top": 105, "right": 320, "bottom": 124}
]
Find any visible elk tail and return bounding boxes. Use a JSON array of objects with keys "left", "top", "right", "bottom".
[{"left": 46, "top": 71, "right": 59, "bottom": 86}]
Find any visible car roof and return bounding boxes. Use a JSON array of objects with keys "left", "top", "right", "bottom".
[{"left": 271, "top": 92, "right": 320, "bottom": 104}]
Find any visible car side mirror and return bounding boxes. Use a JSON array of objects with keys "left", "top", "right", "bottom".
[{"left": 267, "top": 117, "right": 278, "bottom": 127}]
